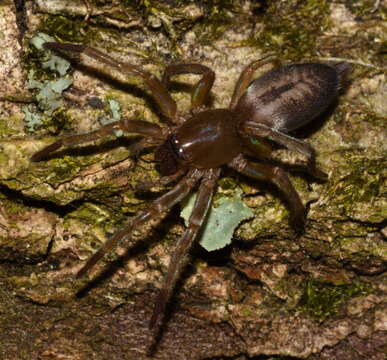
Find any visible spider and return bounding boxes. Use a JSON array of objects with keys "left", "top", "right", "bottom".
[{"left": 31, "top": 42, "right": 350, "bottom": 334}]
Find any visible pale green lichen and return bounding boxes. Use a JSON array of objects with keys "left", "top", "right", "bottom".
[
  {"left": 21, "top": 106, "right": 44, "bottom": 132},
  {"left": 27, "top": 75, "right": 73, "bottom": 115},
  {"left": 29, "top": 32, "right": 71, "bottom": 75},
  {"left": 23, "top": 33, "right": 73, "bottom": 131},
  {"left": 181, "top": 190, "right": 254, "bottom": 251},
  {"left": 98, "top": 99, "right": 124, "bottom": 137},
  {"left": 108, "top": 99, "right": 121, "bottom": 121}
]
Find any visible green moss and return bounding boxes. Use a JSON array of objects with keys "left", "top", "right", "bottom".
[
  {"left": 320, "top": 151, "right": 386, "bottom": 223},
  {"left": 193, "top": 0, "right": 243, "bottom": 45},
  {"left": 46, "top": 155, "right": 92, "bottom": 183},
  {"left": 300, "top": 280, "right": 372, "bottom": 322},
  {"left": 248, "top": 0, "right": 331, "bottom": 60},
  {"left": 239, "top": 305, "right": 254, "bottom": 317},
  {"left": 66, "top": 202, "right": 117, "bottom": 229},
  {"left": 352, "top": 110, "right": 386, "bottom": 130},
  {"left": 218, "top": 177, "right": 238, "bottom": 192},
  {"left": 339, "top": 155, "right": 384, "bottom": 203},
  {"left": 1, "top": 198, "right": 25, "bottom": 216},
  {"left": 85, "top": 180, "right": 130, "bottom": 205},
  {"left": 119, "top": 1, "right": 181, "bottom": 43},
  {"left": 40, "top": 15, "right": 95, "bottom": 43},
  {"left": 0, "top": 118, "right": 19, "bottom": 137},
  {"left": 344, "top": 0, "right": 387, "bottom": 18},
  {"left": 48, "top": 108, "right": 75, "bottom": 134}
]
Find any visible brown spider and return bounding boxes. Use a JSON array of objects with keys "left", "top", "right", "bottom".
[{"left": 31, "top": 42, "right": 350, "bottom": 334}]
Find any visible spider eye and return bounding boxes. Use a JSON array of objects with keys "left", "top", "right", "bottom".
[{"left": 155, "top": 140, "right": 180, "bottom": 176}]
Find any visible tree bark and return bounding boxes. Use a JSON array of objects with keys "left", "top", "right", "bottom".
[{"left": 0, "top": 1, "right": 385, "bottom": 359}]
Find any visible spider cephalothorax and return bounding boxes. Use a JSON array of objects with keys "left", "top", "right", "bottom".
[{"left": 31, "top": 42, "right": 350, "bottom": 335}]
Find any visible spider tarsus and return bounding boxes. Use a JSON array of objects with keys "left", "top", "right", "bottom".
[
  {"left": 310, "top": 167, "right": 328, "bottom": 181},
  {"left": 43, "top": 42, "right": 84, "bottom": 53},
  {"left": 290, "top": 214, "right": 306, "bottom": 234},
  {"left": 76, "top": 264, "right": 89, "bottom": 279},
  {"left": 31, "top": 141, "right": 62, "bottom": 162},
  {"left": 148, "top": 289, "right": 167, "bottom": 330},
  {"left": 75, "top": 238, "right": 115, "bottom": 279},
  {"left": 135, "top": 181, "right": 153, "bottom": 193}
]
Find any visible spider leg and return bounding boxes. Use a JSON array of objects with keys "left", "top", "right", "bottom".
[
  {"left": 128, "top": 136, "right": 164, "bottom": 159},
  {"left": 162, "top": 64, "right": 215, "bottom": 114},
  {"left": 135, "top": 169, "right": 185, "bottom": 192},
  {"left": 241, "top": 135, "right": 273, "bottom": 160},
  {"left": 43, "top": 42, "right": 177, "bottom": 121},
  {"left": 230, "top": 55, "right": 280, "bottom": 109},
  {"left": 149, "top": 168, "right": 220, "bottom": 331},
  {"left": 229, "top": 154, "right": 305, "bottom": 229},
  {"left": 77, "top": 169, "right": 204, "bottom": 278},
  {"left": 31, "top": 119, "right": 162, "bottom": 162},
  {"left": 243, "top": 122, "right": 327, "bottom": 180}
]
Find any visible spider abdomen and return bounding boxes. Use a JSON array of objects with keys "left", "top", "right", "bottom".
[{"left": 236, "top": 63, "right": 343, "bottom": 133}]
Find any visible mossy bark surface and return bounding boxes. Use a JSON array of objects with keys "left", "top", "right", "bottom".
[{"left": 0, "top": 1, "right": 386, "bottom": 359}]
